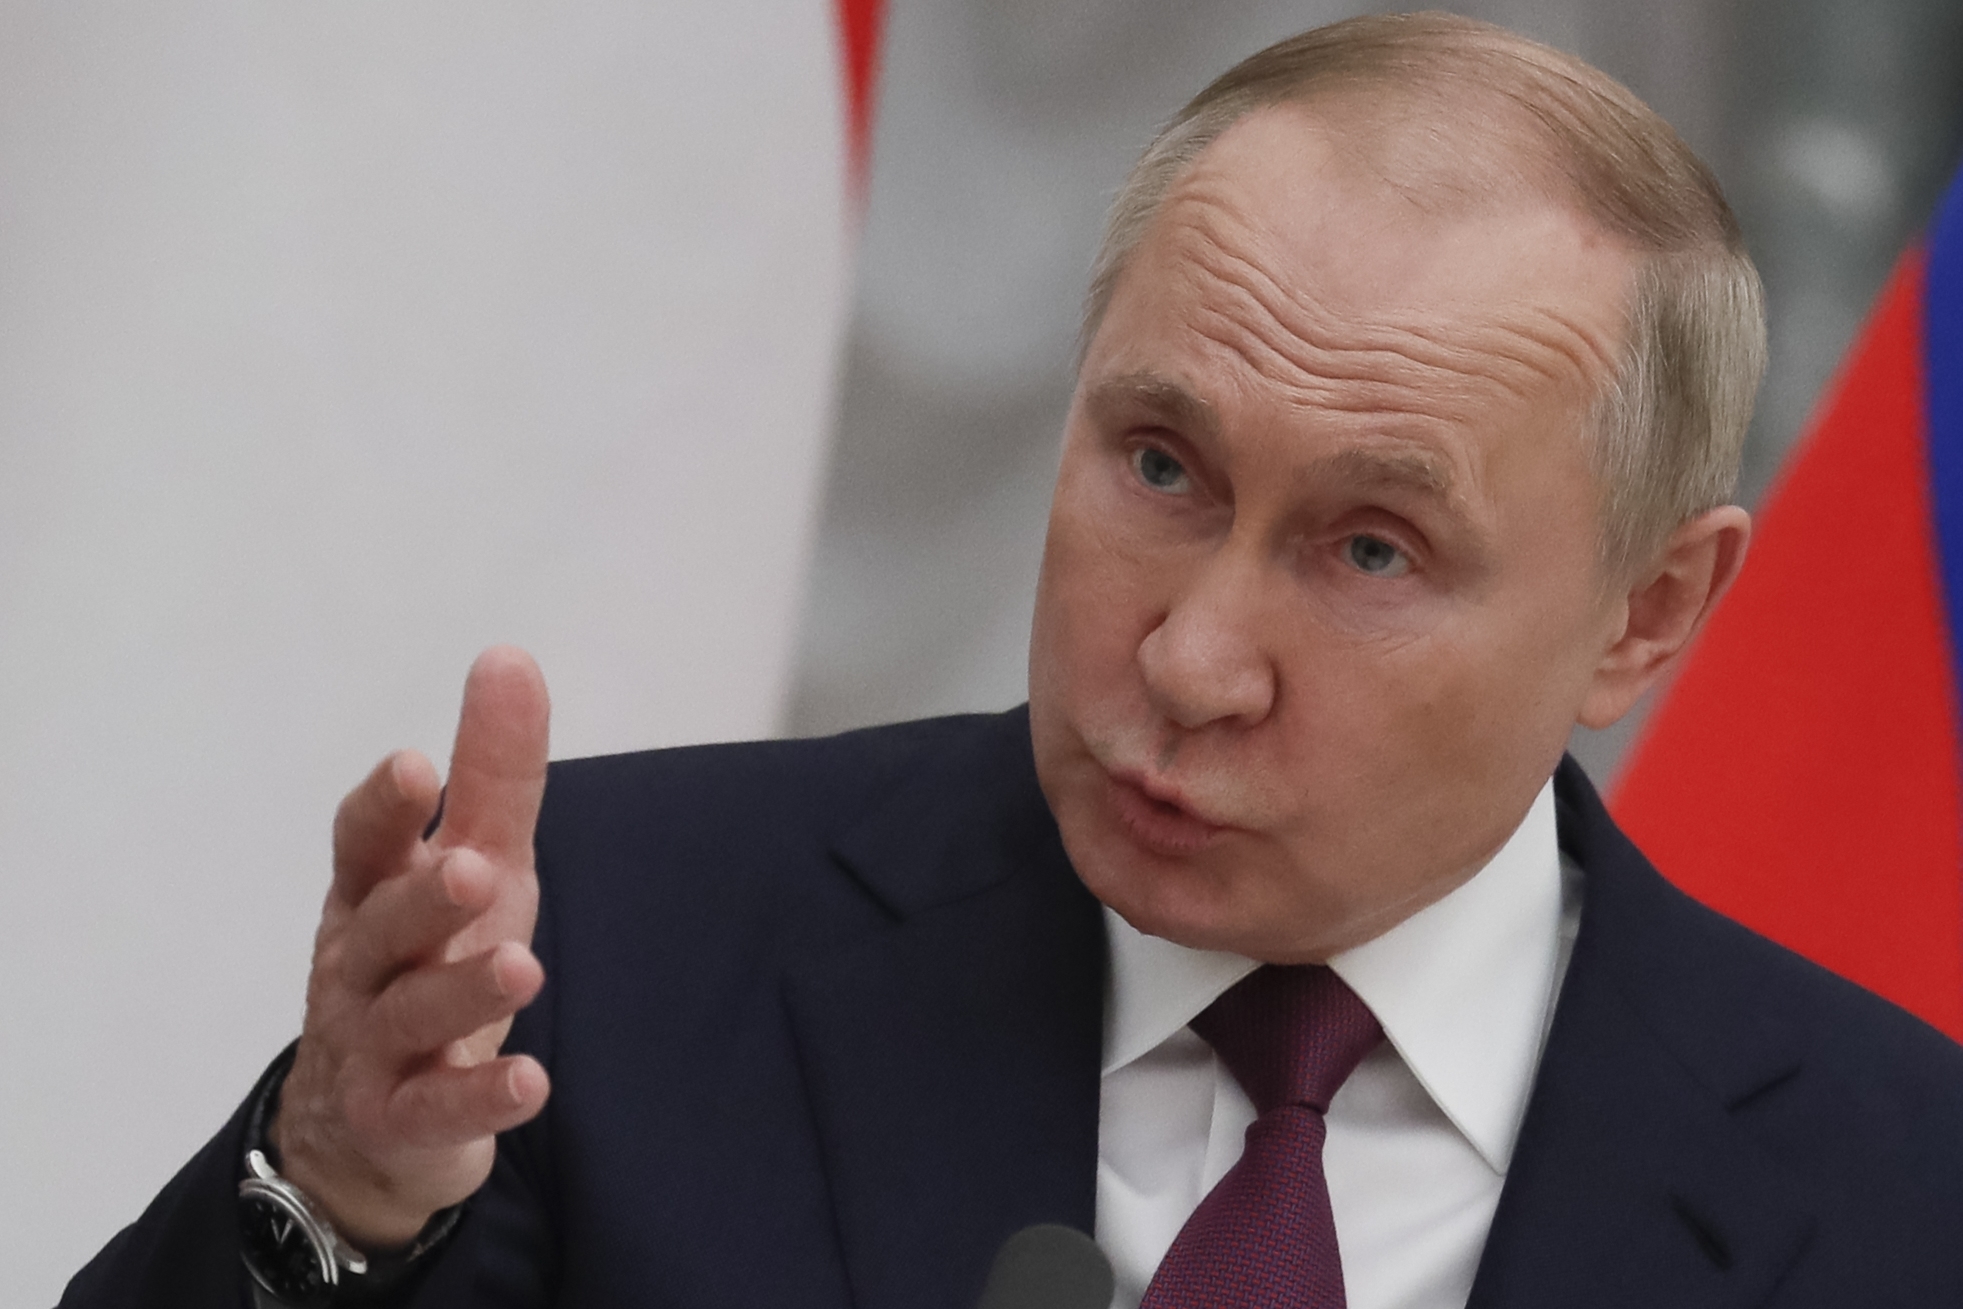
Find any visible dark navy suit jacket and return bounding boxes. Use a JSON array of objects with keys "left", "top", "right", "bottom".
[{"left": 63, "top": 707, "right": 1963, "bottom": 1307}]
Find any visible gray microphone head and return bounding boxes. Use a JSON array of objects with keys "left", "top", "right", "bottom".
[{"left": 976, "top": 1224, "right": 1115, "bottom": 1309}]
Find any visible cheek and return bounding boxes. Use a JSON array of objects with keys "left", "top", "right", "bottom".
[
  {"left": 1347, "top": 578, "right": 1603, "bottom": 801},
  {"left": 1258, "top": 640, "right": 1527, "bottom": 902},
  {"left": 1484, "top": 545, "right": 1619, "bottom": 725},
  {"left": 1485, "top": 448, "right": 1618, "bottom": 684},
  {"left": 1268, "top": 616, "right": 1531, "bottom": 806}
]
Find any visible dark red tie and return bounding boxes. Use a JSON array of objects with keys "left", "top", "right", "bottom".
[{"left": 1139, "top": 965, "right": 1384, "bottom": 1309}]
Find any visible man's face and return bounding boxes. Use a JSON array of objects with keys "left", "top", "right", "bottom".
[{"left": 1028, "top": 105, "right": 1638, "bottom": 963}]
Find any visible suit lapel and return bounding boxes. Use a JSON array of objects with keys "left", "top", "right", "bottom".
[
  {"left": 781, "top": 729, "right": 1822, "bottom": 1308},
  {"left": 1468, "top": 759, "right": 1816, "bottom": 1309},
  {"left": 783, "top": 709, "right": 1106, "bottom": 1309}
]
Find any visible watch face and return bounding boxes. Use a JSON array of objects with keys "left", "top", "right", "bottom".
[{"left": 240, "top": 1187, "right": 335, "bottom": 1309}]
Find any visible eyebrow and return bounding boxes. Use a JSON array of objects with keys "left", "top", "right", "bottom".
[
  {"left": 1315, "top": 445, "right": 1458, "bottom": 501},
  {"left": 1083, "top": 371, "right": 1219, "bottom": 440}
]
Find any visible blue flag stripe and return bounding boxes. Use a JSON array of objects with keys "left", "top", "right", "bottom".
[{"left": 1924, "top": 169, "right": 1963, "bottom": 693}]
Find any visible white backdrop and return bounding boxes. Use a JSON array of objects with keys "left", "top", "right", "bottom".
[{"left": 0, "top": 4, "right": 852, "bottom": 1301}]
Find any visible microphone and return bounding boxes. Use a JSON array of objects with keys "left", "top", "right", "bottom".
[{"left": 977, "top": 1224, "right": 1115, "bottom": 1309}]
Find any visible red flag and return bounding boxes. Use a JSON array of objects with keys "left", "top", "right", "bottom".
[{"left": 1612, "top": 190, "right": 1963, "bottom": 1040}]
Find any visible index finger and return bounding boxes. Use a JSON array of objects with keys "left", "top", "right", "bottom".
[{"left": 432, "top": 645, "right": 550, "bottom": 861}]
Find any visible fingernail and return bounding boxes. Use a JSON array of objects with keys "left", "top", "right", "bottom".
[
  {"left": 437, "top": 858, "right": 464, "bottom": 907},
  {"left": 491, "top": 943, "right": 515, "bottom": 996}
]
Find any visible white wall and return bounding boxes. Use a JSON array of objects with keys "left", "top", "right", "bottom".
[{"left": 0, "top": 4, "right": 850, "bottom": 1301}]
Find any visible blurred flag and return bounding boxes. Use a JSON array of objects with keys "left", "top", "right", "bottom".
[
  {"left": 1613, "top": 167, "right": 1963, "bottom": 1041},
  {"left": 836, "top": 0, "right": 888, "bottom": 190}
]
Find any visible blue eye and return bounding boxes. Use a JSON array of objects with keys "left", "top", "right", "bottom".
[
  {"left": 1132, "top": 446, "right": 1191, "bottom": 493},
  {"left": 1346, "top": 535, "right": 1409, "bottom": 577}
]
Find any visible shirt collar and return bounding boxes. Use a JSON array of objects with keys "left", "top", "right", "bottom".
[{"left": 1100, "top": 777, "right": 1568, "bottom": 1174}]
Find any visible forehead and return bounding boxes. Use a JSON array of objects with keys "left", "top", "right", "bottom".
[{"left": 1085, "top": 104, "right": 1634, "bottom": 460}]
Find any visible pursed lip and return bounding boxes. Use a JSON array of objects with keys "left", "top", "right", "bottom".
[{"left": 1102, "top": 765, "right": 1230, "bottom": 855}]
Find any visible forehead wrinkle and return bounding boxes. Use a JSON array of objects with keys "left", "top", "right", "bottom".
[
  {"left": 1462, "top": 300, "right": 1627, "bottom": 399},
  {"left": 1191, "top": 309, "right": 1511, "bottom": 431},
  {"left": 1192, "top": 239, "right": 1593, "bottom": 409},
  {"left": 1160, "top": 190, "right": 1617, "bottom": 416}
]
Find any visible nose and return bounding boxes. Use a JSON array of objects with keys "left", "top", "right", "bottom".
[{"left": 1136, "top": 552, "right": 1277, "bottom": 731}]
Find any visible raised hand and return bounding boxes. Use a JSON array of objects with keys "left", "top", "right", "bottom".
[{"left": 271, "top": 646, "right": 552, "bottom": 1250}]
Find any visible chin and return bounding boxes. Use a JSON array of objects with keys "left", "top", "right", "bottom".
[
  {"left": 1068, "top": 822, "right": 1358, "bottom": 964},
  {"left": 1069, "top": 830, "right": 1249, "bottom": 951}
]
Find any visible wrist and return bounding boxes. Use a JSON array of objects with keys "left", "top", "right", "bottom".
[
  {"left": 270, "top": 1127, "right": 437, "bottom": 1253},
  {"left": 239, "top": 1045, "right": 462, "bottom": 1306}
]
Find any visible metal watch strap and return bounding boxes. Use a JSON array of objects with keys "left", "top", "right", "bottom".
[{"left": 238, "top": 1042, "right": 465, "bottom": 1305}]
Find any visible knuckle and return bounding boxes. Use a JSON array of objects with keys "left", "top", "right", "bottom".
[
  {"left": 305, "top": 968, "right": 354, "bottom": 1026},
  {"left": 314, "top": 935, "right": 349, "bottom": 982}
]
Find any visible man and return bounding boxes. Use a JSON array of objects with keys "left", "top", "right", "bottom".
[{"left": 63, "top": 13, "right": 1963, "bottom": 1308}]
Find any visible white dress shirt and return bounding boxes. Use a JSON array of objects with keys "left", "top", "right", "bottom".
[{"left": 1096, "top": 779, "right": 1582, "bottom": 1309}]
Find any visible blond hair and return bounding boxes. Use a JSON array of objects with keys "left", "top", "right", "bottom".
[{"left": 1083, "top": 12, "right": 1766, "bottom": 576}]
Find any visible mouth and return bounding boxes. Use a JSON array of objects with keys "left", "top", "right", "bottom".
[{"left": 1103, "top": 767, "right": 1228, "bottom": 856}]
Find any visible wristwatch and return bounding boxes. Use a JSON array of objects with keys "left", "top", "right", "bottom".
[
  {"left": 238, "top": 1146, "right": 372, "bottom": 1306},
  {"left": 236, "top": 1044, "right": 462, "bottom": 1307}
]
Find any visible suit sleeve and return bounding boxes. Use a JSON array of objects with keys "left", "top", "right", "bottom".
[
  {"left": 55, "top": 1079, "right": 260, "bottom": 1309},
  {"left": 56, "top": 1015, "right": 558, "bottom": 1308},
  {"left": 56, "top": 869, "right": 562, "bottom": 1308}
]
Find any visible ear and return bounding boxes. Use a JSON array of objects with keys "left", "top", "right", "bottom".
[{"left": 1578, "top": 505, "right": 1751, "bottom": 730}]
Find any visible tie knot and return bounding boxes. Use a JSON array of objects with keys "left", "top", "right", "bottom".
[{"left": 1191, "top": 965, "right": 1383, "bottom": 1115}]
